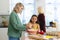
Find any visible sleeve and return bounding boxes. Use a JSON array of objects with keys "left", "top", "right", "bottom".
[{"left": 10, "top": 14, "right": 26, "bottom": 31}]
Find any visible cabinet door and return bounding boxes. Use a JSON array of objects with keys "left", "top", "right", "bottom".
[{"left": 0, "top": 0, "right": 9, "bottom": 15}]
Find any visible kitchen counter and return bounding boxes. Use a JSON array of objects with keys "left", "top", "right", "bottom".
[
  {"left": 0, "top": 26, "right": 8, "bottom": 28},
  {"left": 24, "top": 32, "right": 60, "bottom": 40},
  {"left": 0, "top": 28, "right": 60, "bottom": 40}
]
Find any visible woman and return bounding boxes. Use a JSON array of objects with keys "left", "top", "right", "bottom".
[
  {"left": 37, "top": 7, "right": 46, "bottom": 32},
  {"left": 8, "top": 3, "right": 26, "bottom": 40}
]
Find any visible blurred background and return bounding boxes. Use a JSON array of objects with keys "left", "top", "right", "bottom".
[{"left": 0, "top": 0, "right": 60, "bottom": 40}]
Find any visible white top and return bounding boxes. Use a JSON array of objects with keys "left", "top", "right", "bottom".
[{"left": 17, "top": 13, "right": 22, "bottom": 24}]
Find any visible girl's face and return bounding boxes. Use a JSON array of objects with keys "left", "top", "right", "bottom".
[{"left": 31, "top": 16, "right": 37, "bottom": 23}]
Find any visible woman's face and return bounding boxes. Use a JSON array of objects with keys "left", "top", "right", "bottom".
[
  {"left": 31, "top": 16, "right": 37, "bottom": 23},
  {"left": 18, "top": 6, "right": 24, "bottom": 13}
]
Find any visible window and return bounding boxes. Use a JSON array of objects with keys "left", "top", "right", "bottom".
[
  {"left": 45, "top": 0, "right": 60, "bottom": 26},
  {"left": 9, "top": 0, "right": 35, "bottom": 24}
]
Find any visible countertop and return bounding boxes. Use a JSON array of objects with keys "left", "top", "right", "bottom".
[{"left": 0, "top": 26, "right": 8, "bottom": 28}]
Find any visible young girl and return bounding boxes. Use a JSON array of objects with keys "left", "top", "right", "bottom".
[{"left": 27, "top": 15, "right": 40, "bottom": 35}]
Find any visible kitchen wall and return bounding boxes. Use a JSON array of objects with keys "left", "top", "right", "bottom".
[
  {"left": 35, "top": 0, "right": 45, "bottom": 15},
  {"left": 0, "top": 0, "right": 9, "bottom": 15}
]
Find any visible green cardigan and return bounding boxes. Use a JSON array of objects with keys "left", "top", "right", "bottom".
[{"left": 8, "top": 11, "right": 26, "bottom": 38}]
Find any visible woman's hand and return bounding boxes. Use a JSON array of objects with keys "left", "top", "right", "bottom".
[{"left": 26, "top": 23, "right": 32, "bottom": 29}]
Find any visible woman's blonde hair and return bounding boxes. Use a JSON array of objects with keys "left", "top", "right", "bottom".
[
  {"left": 38, "top": 7, "right": 44, "bottom": 13},
  {"left": 13, "top": 3, "right": 24, "bottom": 13}
]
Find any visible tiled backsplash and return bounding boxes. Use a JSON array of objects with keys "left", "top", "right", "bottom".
[{"left": 0, "top": 15, "right": 9, "bottom": 26}]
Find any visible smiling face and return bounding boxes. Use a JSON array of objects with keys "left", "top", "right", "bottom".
[{"left": 31, "top": 16, "right": 37, "bottom": 23}]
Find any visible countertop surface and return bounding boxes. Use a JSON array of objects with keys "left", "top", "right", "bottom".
[{"left": 0, "top": 26, "right": 8, "bottom": 28}]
